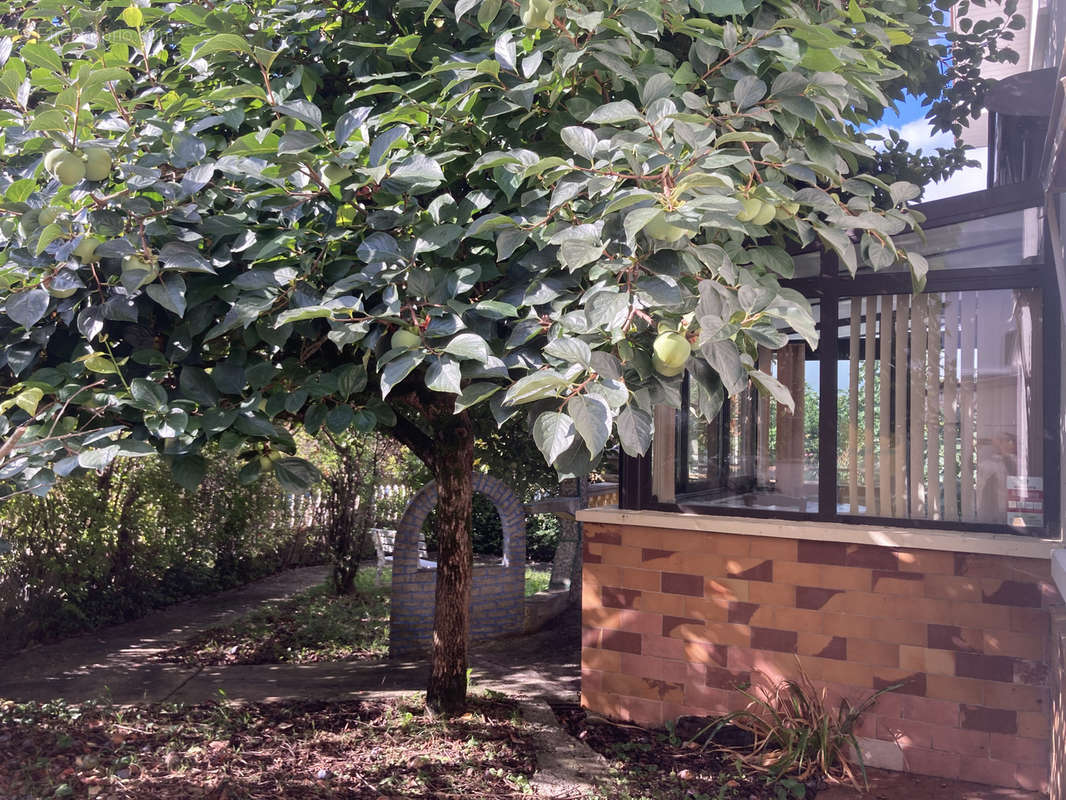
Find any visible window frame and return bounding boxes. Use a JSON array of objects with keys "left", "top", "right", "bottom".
[{"left": 620, "top": 179, "right": 1063, "bottom": 539}]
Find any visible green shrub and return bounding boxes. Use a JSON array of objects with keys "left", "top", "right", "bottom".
[{"left": 0, "top": 452, "right": 305, "bottom": 654}]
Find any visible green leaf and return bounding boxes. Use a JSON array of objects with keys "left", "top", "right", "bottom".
[
  {"left": 380, "top": 350, "right": 424, "bottom": 397},
  {"left": 130, "top": 378, "right": 167, "bottom": 411},
  {"left": 454, "top": 382, "right": 500, "bottom": 412},
  {"left": 14, "top": 387, "right": 43, "bottom": 416},
  {"left": 749, "top": 369, "right": 794, "bottom": 413},
  {"left": 180, "top": 367, "right": 221, "bottom": 405},
  {"left": 616, "top": 405, "right": 652, "bottom": 457},
  {"left": 425, "top": 354, "right": 462, "bottom": 393},
  {"left": 273, "top": 457, "right": 322, "bottom": 493},
  {"left": 444, "top": 332, "right": 491, "bottom": 362},
  {"left": 120, "top": 5, "right": 144, "bottom": 27},
  {"left": 34, "top": 223, "right": 62, "bottom": 256},
  {"left": 334, "top": 363, "right": 367, "bottom": 399},
  {"left": 189, "top": 33, "right": 252, "bottom": 62},
  {"left": 171, "top": 454, "right": 207, "bottom": 491},
  {"left": 21, "top": 43, "right": 63, "bottom": 73},
  {"left": 533, "top": 411, "right": 576, "bottom": 464},
  {"left": 6, "top": 288, "right": 49, "bottom": 328},
  {"left": 585, "top": 101, "right": 642, "bottom": 124},
  {"left": 568, "top": 394, "right": 610, "bottom": 457}
]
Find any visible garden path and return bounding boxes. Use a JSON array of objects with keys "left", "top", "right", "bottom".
[{"left": 0, "top": 567, "right": 580, "bottom": 707}]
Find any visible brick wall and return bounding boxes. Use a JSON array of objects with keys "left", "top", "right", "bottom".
[
  {"left": 389, "top": 473, "right": 527, "bottom": 657},
  {"left": 581, "top": 522, "right": 1060, "bottom": 791}
]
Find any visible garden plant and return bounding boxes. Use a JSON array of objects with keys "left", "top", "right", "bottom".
[{"left": 0, "top": 0, "right": 1020, "bottom": 712}]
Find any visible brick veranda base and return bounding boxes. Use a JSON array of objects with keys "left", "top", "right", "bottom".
[{"left": 580, "top": 523, "right": 1061, "bottom": 792}]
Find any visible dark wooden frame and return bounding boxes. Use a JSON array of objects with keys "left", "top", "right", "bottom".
[{"left": 620, "top": 179, "right": 1063, "bottom": 539}]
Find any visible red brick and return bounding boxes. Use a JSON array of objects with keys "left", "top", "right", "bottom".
[
  {"left": 795, "top": 586, "right": 842, "bottom": 610},
  {"left": 620, "top": 568, "right": 661, "bottom": 592},
  {"left": 600, "top": 629, "right": 642, "bottom": 655},
  {"left": 582, "top": 648, "right": 621, "bottom": 672},
  {"left": 602, "top": 586, "right": 642, "bottom": 609},
  {"left": 774, "top": 562, "right": 871, "bottom": 591},
  {"left": 1017, "top": 711, "right": 1051, "bottom": 740},
  {"left": 582, "top": 667, "right": 604, "bottom": 693},
  {"left": 873, "top": 670, "right": 926, "bottom": 697},
  {"left": 982, "top": 682, "right": 1048, "bottom": 713},
  {"left": 605, "top": 693, "right": 664, "bottom": 725},
  {"left": 748, "top": 538, "right": 796, "bottom": 561},
  {"left": 895, "top": 549, "right": 955, "bottom": 575},
  {"left": 901, "top": 746, "right": 961, "bottom": 779},
  {"left": 661, "top": 572, "right": 704, "bottom": 597},
  {"left": 954, "top": 652, "right": 1017, "bottom": 683},
  {"left": 641, "top": 547, "right": 676, "bottom": 564},
  {"left": 951, "top": 601, "right": 1012, "bottom": 630},
  {"left": 662, "top": 615, "right": 703, "bottom": 638},
  {"left": 845, "top": 544, "right": 902, "bottom": 571},
  {"left": 876, "top": 717, "right": 933, "bottom": 749},
  {"left": 847, "top": 638, "right": 899, "bottom": 667},
  {"left": 960, "top": 705, "right": 1017, "bottom": 734},
  {"left": 929, "top": 726, "right": 989, "bottom": 757},
  {"left": 641, "top": 634, "right": 686, "bottom": 660},
  {"left": 988, "top": 733, "right": 1050, "bottom": 765},
  {"left": 750, "top": 627, "right": 798, "bottom": 653},
  {"left": 797, "top": 540, "right": 847, "bottom": 565},
  {"left": 602, "top": 672, "right": 684, "bottom": 704},
  {"left": 620, "top": 654, "right": 688, "bottom": 684},
  {"left": 582, "top": 626, "right": 601, "bottom": 649},
  {"left": 703, "top": 666, "right": 750, "bottom": 689},
  {"left": 727, "top": 601, "right": 758, "bottom": 624},
  {"left": 926, "top": 623, "right": 981, "bottom": 653},
  {"left": 900, "top": 695, "right": 959, "bottom": 726},
  {"left": 923, "top": 575, "right": 982, "bottom": 602},
  {"left": 748, "top": 581, "right": 795, "bottom": 607},
  {"left": 982, "top": 579, "right": 1043, "bottom": 608},
  {"left": 926, "top": 674, "right": 985, "bottom": 705},
  {"left": 725, "top": 558, "right": 773, "bottom": 582},
  {"left": 587, "top": 529, "right": 622, "bottom": 545},
  {"left": 871, "top": 571, "right": 924, "bottom": 595},
  {"left": 1010, "top": 606, "right": 1050, "bottom": 635}
]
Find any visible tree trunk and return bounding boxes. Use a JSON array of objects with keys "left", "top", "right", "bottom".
[{"left": 424, "top": 399, "right": 475, "bottom": 715}]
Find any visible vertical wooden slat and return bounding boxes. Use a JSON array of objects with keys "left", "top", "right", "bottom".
[
  {"left": 960, "top": 292, "right": 977, "bottom": 520},
  {"left": 894, "top": 294, "right": 909, "bottom": 517},
  {"left": 757, "top": 348, "right": 771, "bottom": 488},
  {"left": 848, "top": 299, "right": 860, "bottom": 513},
  {"left": 925, "top": 295, "right": 942, "bottom": 521},
  {"left": 776, "top": 344, "right": 806, "bottom": 497},
  {"left": 864, "top": 296, "right": 876, "bottom": 514},
  {"left": 909, "top": 294, "right": 927, "bottom": 516},
  {"left": 652, "top": 405, "right": 676, "bottom": 503},
  {"left": 943, "top": 293, "right": 960, "bottom": 521},
  {"left": 879, "top": 294, "right": 892, "bottom": 517}
]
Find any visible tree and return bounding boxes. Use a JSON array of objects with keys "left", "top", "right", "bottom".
[{"left": 0, "top": 0, "right": 1017, "bottom": 712}]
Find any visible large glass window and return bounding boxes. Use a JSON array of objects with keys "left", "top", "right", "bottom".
[
  {"left": 836, "top": 290, "right": 1044, "bottom": 528},
  {"left": 630, "top": 187, "right": 1059, "bottom": 537},
  {"left": 676, "top": 344, "right": 819, "bottom": 513}
]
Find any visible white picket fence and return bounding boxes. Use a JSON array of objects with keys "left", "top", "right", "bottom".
[{"left": 286, "top": 482, "right": 414, "bottom": 532}]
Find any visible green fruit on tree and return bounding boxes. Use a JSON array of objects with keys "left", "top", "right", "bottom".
[
  {"left": 652, "top": 331, "right": 691, "bottom": 377},
  {"left": 43, "top": 148, "right": 68, "bottom": 172},
  {"left": 751, "top": 202, "right": 777, "bottom": 226},
  {"left": 38, "top": 207, "right": 61, "bottom": 226},
  {"left": 644, "top": 212, "right": 693, "bottom": 242},
  {"left": 267, "top": 450, "right": 284, "bottom": 463},
  {"left": 81, "top": 147, "right": 112, "bottom": 182},
  {"left": 51, "top": 153, "right": 86, "bottom": 186},
  {"left": 391, "top": 328, "right": 421, "bottom": 350},
  {"left": 519, "top": 0, "right": 558, "bottom": 29},
  {"left": 735, "top": 197, "right": 763, "bottom": 223},
  {"left": 258, "top": 455, "right": 273, "bottom": 472},
  {"left": 322, "top": 163, "right": 351, "bottom": 185},
  {"left": 121, "top": 253, "right": 158, "bottom": 291},
  {"left": 73, "top": 238, "right": 100, "bottom": 262}
]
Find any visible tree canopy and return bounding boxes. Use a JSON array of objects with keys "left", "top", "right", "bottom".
[{"left": 0, "top": 0, "right": 1019, "bottom": 710}]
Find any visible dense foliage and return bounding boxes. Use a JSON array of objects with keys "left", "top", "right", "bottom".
[
  {"left": 0, "top": 0, "right": 1018, "bottom": 710},
  {"left": 0, "top": 451, "right": 303, "bottom": 654}
]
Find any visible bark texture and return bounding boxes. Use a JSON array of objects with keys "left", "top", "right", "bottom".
[{"left": 393, "top": 393, "right": 475, "bottom": 715}]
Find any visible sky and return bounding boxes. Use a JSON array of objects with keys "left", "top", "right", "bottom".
[{"left": 865, "top": 93, "right": 988, "bottom": 200}]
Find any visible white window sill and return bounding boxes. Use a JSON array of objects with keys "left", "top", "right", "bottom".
[{"left": 575, "top": 506, "right": 1060, "bottom": 560}]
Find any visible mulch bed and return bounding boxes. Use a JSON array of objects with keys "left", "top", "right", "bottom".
[
  {"left": 551, "top": 701, "right": 818, "bottom": 800},
  {"left": 0, "top": 695, "right": 535, "bottom": 799}
]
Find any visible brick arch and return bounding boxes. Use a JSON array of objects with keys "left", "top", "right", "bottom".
[{"left": 388, "top": 473, "right": 527, "bottom": 656}]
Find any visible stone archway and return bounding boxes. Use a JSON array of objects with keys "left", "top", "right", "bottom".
[{"left": 388, "top": 473, "right": 526, "bottom": 657}]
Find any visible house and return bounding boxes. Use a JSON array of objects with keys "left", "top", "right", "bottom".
[{"left": 576, "top": 4, "right": 1066, "bottom": 793}]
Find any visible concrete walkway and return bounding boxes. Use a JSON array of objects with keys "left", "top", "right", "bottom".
[{"left": 0, "top": 566, "right": 580, "bottom": 707}]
